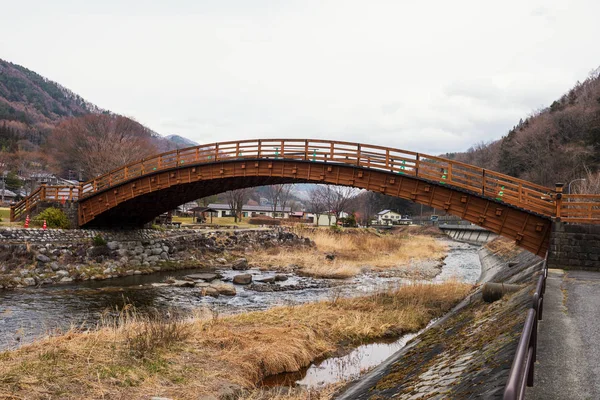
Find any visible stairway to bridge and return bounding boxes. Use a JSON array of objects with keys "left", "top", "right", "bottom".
[{"left": 10, "top": 139, "right": 600, "bottom": 257}]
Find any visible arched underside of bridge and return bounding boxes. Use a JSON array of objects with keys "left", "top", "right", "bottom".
[{"left": 79, "top": 159, "right": 552, "bottom": 256}]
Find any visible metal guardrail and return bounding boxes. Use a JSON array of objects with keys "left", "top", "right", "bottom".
[{"left": 503, "top": 258, "right": 548, "bottom": 399}]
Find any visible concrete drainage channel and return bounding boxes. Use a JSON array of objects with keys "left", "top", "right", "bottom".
[{"left": 332, "top": 240, "right": 546, "bottom": 399}]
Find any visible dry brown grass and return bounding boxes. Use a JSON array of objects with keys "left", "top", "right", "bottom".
[
  {"left": 485, "top": 237, "right": 521, "bottom": 258},
  {"left": 251, "top": 229, "right": 447, "bottom": 278},
  {"left": 0, "top": 281, "right": 472, "bottom": 400}
]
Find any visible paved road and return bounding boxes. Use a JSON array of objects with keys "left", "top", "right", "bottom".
[{"left": 528, "top": 269, "right": 600, "bottom": 400}]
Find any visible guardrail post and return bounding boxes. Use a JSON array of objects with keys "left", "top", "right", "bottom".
[
  {"left": 40, "top": 183, "right": 47, "bottom": 200},
  {"left": 555, "top": 183, "right": 564, "bottom": 220},
  {"left": 9, "top": 204, "right": 14, "bottom": 221}
]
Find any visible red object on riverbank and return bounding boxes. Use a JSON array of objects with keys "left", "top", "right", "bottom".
[
  {"left": 24, "top": 215, "right": 30, "bottom": 228},
  {"left": 42, "top": 220, "right": 47, "bottom": 230}
]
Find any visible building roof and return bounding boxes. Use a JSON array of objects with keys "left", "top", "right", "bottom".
[
  {"left": 377, "top": 209, "right": 402, "bottom": 215},
  {"left": 188, "top": 206, "right": 218, "bottom": 213},
  {"left": 0, "top": 189, "right": 17, "bottom": 197},
  {"left": 207, "top": 203, "right": 291, "bottom": 212}
]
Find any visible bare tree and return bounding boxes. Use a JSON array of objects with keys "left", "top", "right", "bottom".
[
  {"left": 307, "top": 186, "right": 327, "bottom": 226},
  {"left": 311, "top": 185, "right": 358, "bottom": 225},
  {"left": 354, "top": 190, "right": 379, "bottom": 227},
  {"left": 264, "top": 184, "right": 294, "bottom": 217},
  {"left": 225, "top": 188, "right": 252, "bottom": 222},
  {"left": 48, "top": 114, "right": 156, "bottom": 179}
]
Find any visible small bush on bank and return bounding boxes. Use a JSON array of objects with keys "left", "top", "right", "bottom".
[
  {"left": 329, "top": 224, "right": 342, "bottom": 233},
  {"left": 33, "top": 207, "right": 70, "bottom": 229},
  {"left": 92, "top": 234, "right": 107, "bottom": 246},
  {"left": 248, "top": 217, "right": 281, "bottom": 226}
]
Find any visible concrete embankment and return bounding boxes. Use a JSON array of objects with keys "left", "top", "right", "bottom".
[{"left": 336, "top": 238, "right": 545, "bottom": 399}]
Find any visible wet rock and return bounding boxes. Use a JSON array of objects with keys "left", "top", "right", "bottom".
[
  {"left": 151, "top": 283, "right": 170, "bottom": 288},
  {"left": 171, "top": 280, "right": 195, "bottom": 288},
  {"left": 36, "top": 254, "right": 51, "bottom": 263},
  {"left": 274, "top": 274, "right": 288, "bottom": 282},
  {"left": 59, "top": 277, "right": 73, "bottom": 283},
  {"left": 186, "top": 273, "right": 221, "bottom": 281},
  {"left": 133, "top": 270, "right": 142, "bottom": 275},
  {"left": 106, "top": 241, "right": 119, "bottom": 250},
  {"left": 232, "top": 258, "right": 249, "bottom": 270},
  {"left": 49, "top": 262, "right": 60, "bottom": 271},
  {"left": 56, "top": 270, "right": 69, "bottom": 277},
  {"left": 216, "top": 257, "right": 227, "bottom": 264},
  {"left": 256, "top": 276, "right": 276, "bottom": 283},
  {"left": 199, "top": 286, "right": 220, "bottom": 298},
  {"left": 233, "top": 274, "right": 252, "bottom": 285},
  {"left": 211, "top": 283, "right": 237, "bottom": 296},
  {"left": 23, "top": 277, "right": 36, "bottom": 286}
]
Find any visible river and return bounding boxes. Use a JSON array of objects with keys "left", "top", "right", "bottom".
[{"left": 0, "top": 239, "right": 481, "bottom": 351}]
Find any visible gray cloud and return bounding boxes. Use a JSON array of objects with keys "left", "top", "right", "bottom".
[{"left": 2, "top": 0, "right": 599, "bottom": 155}]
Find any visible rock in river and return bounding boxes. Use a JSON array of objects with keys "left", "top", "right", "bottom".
[
  {"left": 233, "top": 274, "right": 252, "bottom": 285},
  {"left": 185, "top": 273, "right": 221, "bottom": 282},
  {"left": 232, "top": 258, "right": 249, "bottom": 270},
  {"left": 211, "top": 282, "right": 237, "bottom": 296}
]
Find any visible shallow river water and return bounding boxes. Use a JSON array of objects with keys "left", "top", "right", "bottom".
[{"left": 0, "top": 240, "right": 481, "bottom": 354}]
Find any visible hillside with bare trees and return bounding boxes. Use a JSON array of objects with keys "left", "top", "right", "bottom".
[{"left": 447, "top": 67, "right": 600, "bottom": 192}]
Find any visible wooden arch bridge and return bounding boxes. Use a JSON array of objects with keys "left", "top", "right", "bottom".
[{"left": 10, "top": 139, "right": 600, "bottom": 257}]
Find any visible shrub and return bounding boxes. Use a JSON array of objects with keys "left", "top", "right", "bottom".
[
  {"left": 92, "top": 234, "right": 107, "bottom": 246},
  {"left": 329, "top": 224, "right": 342, "bottom": 232},
  {"left": 248, "top": 217, "right": 281, "bottom": 226},
  {"left": 33, "top": 207, "right": 70, "bottom": 229}
]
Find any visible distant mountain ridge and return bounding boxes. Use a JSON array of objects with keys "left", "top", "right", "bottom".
[
  {"left": 165, "top": 134, "right": 198, "bottom": 148},
  {"left": 0, "top": 58, "right": 195, "bottom": 151}
]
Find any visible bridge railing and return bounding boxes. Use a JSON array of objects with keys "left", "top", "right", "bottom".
[
  {"left": 14, "top": 139, "right": 592, "bottom": 222},
  {"left": 74, "top": 139, "right": 559, "bottom": 216},
  {"left": 559, "top": 194, "right": 600, "bottom": 223},
  {"left": 10, "top": 185, "right": 80, "bottom": 221}
]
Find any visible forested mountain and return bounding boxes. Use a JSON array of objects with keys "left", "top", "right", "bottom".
[
  {"left": 0, "top": 59, "right": 193, "bottom": 181},
  {"left": 446, "top": 67, "right": 600, "bottom": 190}
]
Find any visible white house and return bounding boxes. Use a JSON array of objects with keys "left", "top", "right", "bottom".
[
  {"left": 207, "top": 203, "right": 291, "bottom": 218},
  {"left": 376, "top": 210, "right": 405, "bottom": 225}
]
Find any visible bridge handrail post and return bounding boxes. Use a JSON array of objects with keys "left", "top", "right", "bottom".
[
  {"left": 415, "top": 153, "right": 420, "bottom": 177},
  {"left": 330, "top": 142, "right": 334, "bottom": 161},
  {"left": 356, "top": 144, "right": 361, "bottom": 166},
  {"left": 9, "top": 204, "right": 14, "bottom": 221},
  {"left": 215, "top": 144, "right": 219, "bottom": 161},
  {"left": 555, "top": 183, "right": 564, "bottom": 220},
  {"left": 385, "top": 149, "right": 390, "bottom": 169},
  {"left": 280, "top": 140, "right": 285, "bottom": 159},
  {"left": 482, "top": 169, "right": 486, "bottom": 196},
  {"left": 258, "top": 140, "right": 262, "bottom": 158},
  {"left": 40, "top": 183, "right": 47, "bottom": 201},
  {"left": 304, "top": 140, "right": 308, "bottom": 161}
]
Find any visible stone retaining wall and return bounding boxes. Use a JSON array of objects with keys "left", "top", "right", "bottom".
[
  {"left": 0, "top": 227, "right": 261, "bottom": 243},
  {"left": 548, "top": 222, "right": 600, "bottom": 270},
  {"left": 0, "top": 228, "right": 311, "bottom": 289}
]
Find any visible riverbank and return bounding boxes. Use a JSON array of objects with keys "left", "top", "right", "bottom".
[
  {"left": 0, "top": 228, "right": 310, "bottom": 290},
  {"left": 250, "top": 228, "right": 446, "bottom": 279},
  {"left": 335, "top": 237, "right": 545, "bottom": 399},
  {"left": 0, "top": 281, "right": 472, "bottom": 400}
]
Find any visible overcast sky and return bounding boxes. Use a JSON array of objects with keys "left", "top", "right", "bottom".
[{"left": 2, "top": 0, "right": 599, "bottom": 154}]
